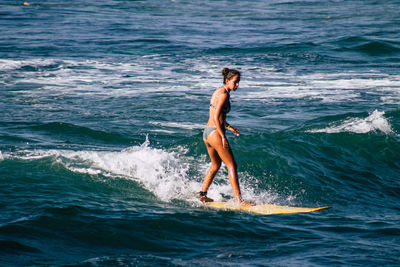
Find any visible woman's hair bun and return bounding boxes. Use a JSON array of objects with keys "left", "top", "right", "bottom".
[
  {"left": 221, "top": 67, "right": 240, "bottom": 84},
  {"left": 222, "top": 68, "right": 230, "bottom": 76}
]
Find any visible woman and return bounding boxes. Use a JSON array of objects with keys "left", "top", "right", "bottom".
[{"left": 200, "top": 68, "right": 253, "bottom": 207}]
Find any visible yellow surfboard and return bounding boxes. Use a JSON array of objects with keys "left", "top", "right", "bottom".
[{"left": 204, "top": 201, "right": 331, "bottom": 215}]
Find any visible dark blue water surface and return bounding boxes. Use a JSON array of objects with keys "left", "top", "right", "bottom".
[{"left": 1, "top": 0, "right": 400, "bottom": 266}]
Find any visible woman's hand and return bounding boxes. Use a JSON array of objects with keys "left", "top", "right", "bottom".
[
  {"left": 227, "top": 124, "right": 240, "bottom": 136},
  {"left": 232, "top": 127, "right": 240, "bottom": 136}
]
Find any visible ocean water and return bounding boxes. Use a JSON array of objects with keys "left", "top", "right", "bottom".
[{"left": 1, "top": 0, "right": 400, "bottom": 265}]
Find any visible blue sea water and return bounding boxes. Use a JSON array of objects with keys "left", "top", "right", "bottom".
[{"left": 1, "top": 0, "right": 400, "bottom": 265}]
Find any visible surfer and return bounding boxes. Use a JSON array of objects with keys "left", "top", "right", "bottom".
[{"left": 200, "top": 68, "right": 254, "bottom": 207}]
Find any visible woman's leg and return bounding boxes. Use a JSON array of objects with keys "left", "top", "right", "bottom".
[
  {"left": 200, "top": 138, "right": 221, "bottom": 201},
  {"left": 206, "top": 133, "right": 242, "bottom": 202}
]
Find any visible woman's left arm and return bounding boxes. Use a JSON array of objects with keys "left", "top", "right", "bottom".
[{"left": 225, "top": 122, "right": 240, "bottom": 136}]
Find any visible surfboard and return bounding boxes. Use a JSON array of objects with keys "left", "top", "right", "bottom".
[{"left": 204, "top": 201, "right": 331, "bottom": 215}]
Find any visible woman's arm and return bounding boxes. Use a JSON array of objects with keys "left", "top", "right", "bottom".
[{"left": 225, "top": 122, "right": 240, "bottom": 136}]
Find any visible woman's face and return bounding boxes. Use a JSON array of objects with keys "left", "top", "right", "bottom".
[{"left": 226, "top": 75, "right": 240, "bottom": 91}]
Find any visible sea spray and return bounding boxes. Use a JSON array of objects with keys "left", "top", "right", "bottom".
[{"left": 309, "top": 110, "right": 393, "bottom": 134}]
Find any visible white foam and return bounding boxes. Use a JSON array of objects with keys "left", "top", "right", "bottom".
[
  {"left": 10, "top": 138, "right": 275, "bottom": 205},
  {"left": 0, "top": 58, "right": 185, "bottom": 97},
  {"left": 0, "top": 58, "right": 59, "bottom": 71},
  {"left": 237, "top": 71, "right": 400, "bottom": 104},
  {"left": 0, "top": 151, "right": 3, "bottom": 161},
  {"left": 149, "top": 129, "right": 177, "bottom": 134},
  {"left": 309, "top": 110, "right": 393, "bottom": 134},
  {"left": 149, "top": 121, "right": 204, "bottom": 130},
  {"left": 2, "top": 57, "right": 400, "bottom": 105}
]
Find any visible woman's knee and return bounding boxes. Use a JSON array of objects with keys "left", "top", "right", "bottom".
[
  {"left": 226, "top": 160, "right": 237, "bottom": 171},
  {"left": 210, "top": 161, "right": 221, "bottom": 172}
]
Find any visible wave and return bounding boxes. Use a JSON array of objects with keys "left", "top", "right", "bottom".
[
  {"left": 3, "top": 137, "right": 276, "bottom": 205},
  {"left": 30, "top": 122, "right": 132, "bottom": 145},
  {"left": 355, "top": 41, "right": 400, "bottom": 55},
  {"left": 3, "top": 127, "right": 399, "bottom": 211},
  {"left": 0, "top": 121, "right": 134, "bottom": 148},
  {"left": 0, "top": 240, "right": 41, "bottom": 253},
  {"left": 246, "top": 126, "right": 400, "bottom": 208},
  {"left": 335, "top": 36, "right": 400, "bottom": 55},
  {"left": 308, "top": 110, "right": 393, "bottom": 134}
]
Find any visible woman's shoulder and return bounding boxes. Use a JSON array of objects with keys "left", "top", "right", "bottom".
[
  {"left": 214, "top": 87, "right": 229, "bottom": 96},
  {"left": 211, "top": 87, "right": 229, "bottom": 103}
]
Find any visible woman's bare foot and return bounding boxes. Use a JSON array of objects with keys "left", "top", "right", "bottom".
[
  {"left": 200, "top": 195, "right": 214, "bottom": 202},
  {"left": 240, "top": 200, "right": 256, "bottom": 208},
  {"left": 199, "top": 192, "right": 214, "bottom": 202}
]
